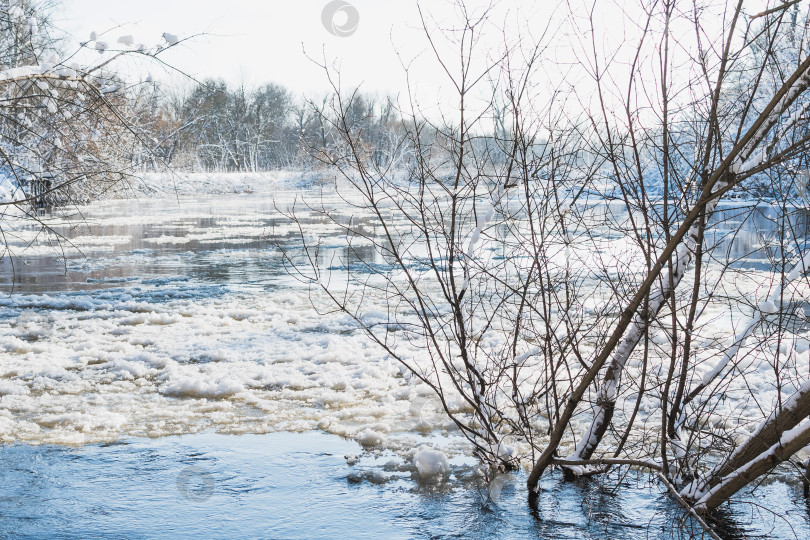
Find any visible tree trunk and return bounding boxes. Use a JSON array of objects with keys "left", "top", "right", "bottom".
[{"left": 568, "top": 215, "right": 701, "bottom": 463}]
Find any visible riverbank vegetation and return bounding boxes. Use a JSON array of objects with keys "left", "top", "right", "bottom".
[{"left": 282, "top": 1, "right": 810, "bottom": 536}]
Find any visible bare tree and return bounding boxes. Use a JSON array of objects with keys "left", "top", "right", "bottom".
[
  {"left": 0, "top": 1, "right": 188, "bottom": 210},
  {"left": 284, "top": 0, "right": 810, "bottom": 533}
]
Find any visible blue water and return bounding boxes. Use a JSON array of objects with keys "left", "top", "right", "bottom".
[
  {"left": 1, "top": 431, "right": 808, "bottom": 539},
  {"left": 0, "top": 431, "right": 678, "bottom": 539}
]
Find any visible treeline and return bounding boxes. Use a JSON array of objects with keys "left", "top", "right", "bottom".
[
  {"left": 141, "top": 79, "right": 418, "bottom": 172},
  {"left": 0, "top": 0, "right": 513, "bottom": 210}
]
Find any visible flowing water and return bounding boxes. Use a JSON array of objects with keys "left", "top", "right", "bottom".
[{"left": 1, "top": 189, "right": 810, "bottom": 538}]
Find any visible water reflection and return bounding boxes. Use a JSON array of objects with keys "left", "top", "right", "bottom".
[
  {"left": 1, "top": 195, "right": 296, "bottom": 294},
  {"left": 707, "top": 203, "right": 810, "bottom": 270}
]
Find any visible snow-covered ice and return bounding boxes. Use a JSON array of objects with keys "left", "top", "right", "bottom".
[
  {"left": 413, "top": 447, "right": 449, "bottom": 477},
  {"left": 0, "top": 176, "right": 808, "bottom": 473}
]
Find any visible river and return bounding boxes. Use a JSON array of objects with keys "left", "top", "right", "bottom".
[{"left": 1, "top": 188, "right": 809, "bottom": 538}]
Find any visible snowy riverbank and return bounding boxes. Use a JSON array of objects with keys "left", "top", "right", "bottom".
[{"left": 116, "top": 170, "right": 336, "bottom": 198}]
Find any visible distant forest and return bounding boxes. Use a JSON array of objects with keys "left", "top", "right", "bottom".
[{"left": 139, "top": 78, "right": 516, "bottom": 175}]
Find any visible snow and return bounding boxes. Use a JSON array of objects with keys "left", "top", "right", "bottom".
[
  {"left": 121, "top": 170, "right": 330, "bottom": 197},
  {"left": 0, "top": 187, "right": 482, "bottom": 474},
  {"left": 0, "top": 188, "right": 463, "bottom": 451},
  {"left": 0, "top": 380, "right": 30, "bottom": 396},
  {"left": 733, "top": 63, "right": 810, "bottom": 174},
  {"left": 100, "top": 84, "right": 122, "bottom": 95},
  {"left": 491, "top": 441, "right": 516, "bottom": 460},
  {"left": 413, "top": 447, "right": 449, "bottom": 477},
  {"left": 696, "top": 249, "right": 810, "bottom": 392},
  {"left": 759, "top": 300, "right": 778, "bottom": 314},
  {"left": 0, "top": 174, "right": 20, "bottom": 204},
  {"left": 685, "top": 377, "right": 810, "bottom": 502},
  {"left": 692, "top": 419, "right": 810, "bottom": 509},
  {"left": 8, "top": 5, "right": 24, "bottom": 20},
  {"left": 458, "top": 181, "right": 507, "bottom": 296},
  {"left": 162, "top": 32, "right": 179, "bottom": 46},
  {"left": 0, "top": 65, "right": 46, "bottom": 82},
  {"left": 161, "top": 377, "right": 244, "bottom": 399},
  {"left": 355, "top": 428, "right": 386, "bottom": 447},
  {"left": 514, "top": 348, "right": 540, "bottom": 363},
  {"left": 1, "top": 179, "right": 808, "bottom": 482}
]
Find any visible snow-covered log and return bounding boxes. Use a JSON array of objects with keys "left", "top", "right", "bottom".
[
  {"left": 691, "top": 418, "right": 810, "bottom": 511},
  {"left": 682, "top": 378, "right": 810, "bottom": 502}
]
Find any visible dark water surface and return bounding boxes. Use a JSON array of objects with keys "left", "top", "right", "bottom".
[{"left": 3, "top": 195, "right": 809, "bottom": 295}]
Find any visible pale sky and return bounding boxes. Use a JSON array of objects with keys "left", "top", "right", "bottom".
[
  {"left": 54, "top": 0, "right": 775, "bottom": 115},
  {"left": 55, "top": 0, "right": 550, "bottom": 101}
]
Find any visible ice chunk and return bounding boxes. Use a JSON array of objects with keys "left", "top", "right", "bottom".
[
  {"left": 355, "top": 428, "right": 385, "bottom": 447},
  {"left": 95, "top": 41, "right": 109, "bottom": 53},
  {"left": 0, "top": 380, "right": 30, "bottom": 396},
  {"left": 492, "top": 442, "right": 516, "bottom": 460},
  {"left": 117, "top": 35, "right": 134, "bottom": 46},
  {"left": 8, "top": 6, "right": 24, "bottom": 20},
  {"left": 759, "top": 300, "right": 778, "bottom": 314},
  {"left": 161, "top": 377, "right": 243, "bottom": 398},
  {"left": 413, "top": 447, "right": 449, "bottom": 477}
]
